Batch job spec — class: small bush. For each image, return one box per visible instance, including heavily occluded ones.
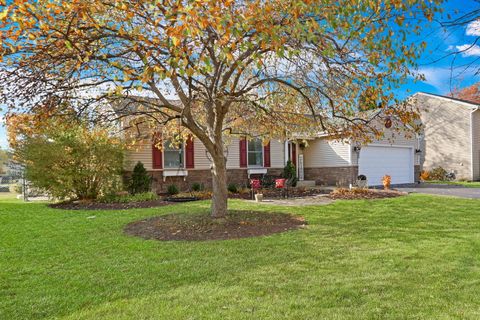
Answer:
[99,192,157,203]
[128,162,152,194]
[261,175,275,189]
[10,184,22,194]
[429,167,448,181]
[191,182,203,192]
[190,190,213,200]
[420,170,430,181]
[0,185,10,192]
[382,175,391,190]
[282,161,297,187]
[227,183,238,193]
[166,184,179,195]
[238,187,251,195]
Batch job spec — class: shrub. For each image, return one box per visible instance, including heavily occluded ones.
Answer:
[429,167,448,181]
[282,160,297,187]
[420,170,430,181]
[261,174,275,189]
[128,162,152,194]
[189,190,213,200]
[10,184,22,194]
[227,183,238,193]
[99,192,157,203]
[191,182,203,192]
[166,184,179,195]
[14,119,125,200]
[0,185,10,192]
[382,175,391,190]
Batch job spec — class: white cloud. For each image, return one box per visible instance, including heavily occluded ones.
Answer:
[456,44,480,57]
[466,20,480,36]
[416,67,454,92]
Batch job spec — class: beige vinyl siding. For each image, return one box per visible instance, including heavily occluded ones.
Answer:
[416,93,473,180]
[226,138,240,169]
[125,143,153,170]
[303,139,351,168]
[193,138,211,169]
[125,137,286,171]
[472,110,480,180]
[270,140,285,168]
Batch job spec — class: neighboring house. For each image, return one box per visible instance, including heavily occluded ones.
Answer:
[124,115,420,192]
[414,92,480,181]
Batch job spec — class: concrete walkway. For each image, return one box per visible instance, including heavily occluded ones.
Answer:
[397,184,480,199]
[247,194,333,206]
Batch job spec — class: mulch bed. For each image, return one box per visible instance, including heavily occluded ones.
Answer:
[49,199,174,210]
[229,188,329,199]
[124,210,306,241]
[328,188,406,200]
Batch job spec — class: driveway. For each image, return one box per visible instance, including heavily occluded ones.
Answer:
[397,184,480,199]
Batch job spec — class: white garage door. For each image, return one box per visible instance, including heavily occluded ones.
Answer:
[359,146,414,186]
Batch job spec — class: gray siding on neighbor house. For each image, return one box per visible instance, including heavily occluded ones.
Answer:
[416,93,474,180]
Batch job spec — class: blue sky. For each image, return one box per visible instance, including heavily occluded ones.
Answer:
[0,0,479,150]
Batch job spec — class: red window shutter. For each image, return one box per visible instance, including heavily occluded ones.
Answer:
[239,137,247,168]
[263,141,271,167]
[152,133,162,169]
[185,137,195,169]
[292,143,297,167]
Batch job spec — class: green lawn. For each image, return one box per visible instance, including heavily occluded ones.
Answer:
[2,195,480,319]
[425,180,480,188]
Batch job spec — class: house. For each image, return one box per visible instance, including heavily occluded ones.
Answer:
[124,119,421,192]
[414,92,480,181]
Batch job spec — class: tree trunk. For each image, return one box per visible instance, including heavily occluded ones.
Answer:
[211,154,228,218]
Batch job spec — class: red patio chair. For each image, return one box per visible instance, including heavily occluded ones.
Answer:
[250,179,261,199]
[275,178,287,198]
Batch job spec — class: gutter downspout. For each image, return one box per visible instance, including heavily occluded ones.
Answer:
[470,107,479,181]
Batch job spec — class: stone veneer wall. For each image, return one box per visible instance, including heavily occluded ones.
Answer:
[304,165,421,187]
[414,165,421,184]
[304,166,359,187]
[128,168,284,193]
[126,165,421,193]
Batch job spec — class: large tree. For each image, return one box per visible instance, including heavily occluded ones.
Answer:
[0,0,440,217]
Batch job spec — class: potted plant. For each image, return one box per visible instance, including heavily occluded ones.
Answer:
[382,175,391,190]
[254,191,264,202]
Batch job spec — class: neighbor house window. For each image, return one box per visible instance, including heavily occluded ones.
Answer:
[164,141,184,168]
[248,138,263,167]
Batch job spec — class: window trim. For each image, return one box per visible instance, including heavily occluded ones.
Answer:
[247,138,264,168]
[163,141,186,169]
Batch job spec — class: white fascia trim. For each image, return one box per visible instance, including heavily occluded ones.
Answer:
[413,92,480,110]
[470,107,479,180]
[348,139,353,165]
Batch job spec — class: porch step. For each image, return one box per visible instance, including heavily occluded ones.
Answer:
[296,180,316,187]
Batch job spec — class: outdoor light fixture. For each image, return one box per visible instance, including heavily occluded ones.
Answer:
[353,146,362,153]
[415,149,422,154]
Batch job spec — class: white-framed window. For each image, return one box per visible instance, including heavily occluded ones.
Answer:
[164,141,185,168]
[248,138,263,167]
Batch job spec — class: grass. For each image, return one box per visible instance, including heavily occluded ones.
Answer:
[1,195,480,319]
[0,191,19,199]
[424,180,480,188]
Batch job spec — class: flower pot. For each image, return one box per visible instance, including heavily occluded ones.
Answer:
[255,193,264,202]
